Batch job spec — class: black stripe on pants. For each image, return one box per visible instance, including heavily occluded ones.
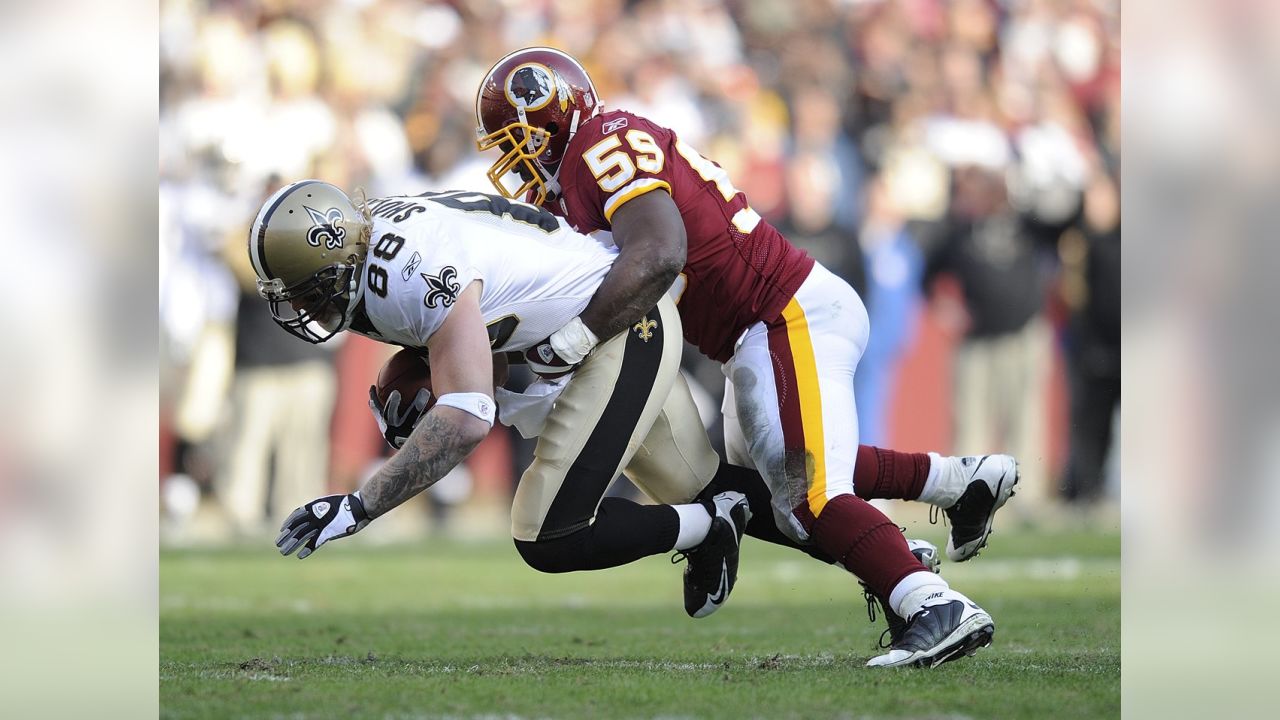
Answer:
[537,309,666,541]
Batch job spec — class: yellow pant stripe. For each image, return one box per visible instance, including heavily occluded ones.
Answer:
[782,297,829,516]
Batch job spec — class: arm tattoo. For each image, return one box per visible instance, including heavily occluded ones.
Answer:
[357,410,481,519]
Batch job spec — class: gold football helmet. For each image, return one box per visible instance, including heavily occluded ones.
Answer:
[247,180,371,343]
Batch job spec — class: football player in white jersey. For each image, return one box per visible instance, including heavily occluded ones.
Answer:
[254,180,751,618]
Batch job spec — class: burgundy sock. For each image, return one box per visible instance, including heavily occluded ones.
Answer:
[808,494,928,600]
[853,445,931,501]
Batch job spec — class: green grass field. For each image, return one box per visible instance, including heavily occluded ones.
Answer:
[160,527,1119,719]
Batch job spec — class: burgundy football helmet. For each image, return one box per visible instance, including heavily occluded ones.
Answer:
[475,47,603,205]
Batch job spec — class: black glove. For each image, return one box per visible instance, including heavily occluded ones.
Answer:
[276,493,371,559]
[368,385,432,450]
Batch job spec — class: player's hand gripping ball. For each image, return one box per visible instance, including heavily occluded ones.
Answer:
[370,349,507,449]
[369,349,433,450]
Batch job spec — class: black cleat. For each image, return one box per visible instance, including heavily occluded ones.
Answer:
[862,538,942,647]
[676,491,750,618]
[866,589,994,668]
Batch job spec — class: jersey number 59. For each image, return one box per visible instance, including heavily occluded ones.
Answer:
[583,130,665,193]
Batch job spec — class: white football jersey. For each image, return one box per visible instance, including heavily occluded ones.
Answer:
[350,191,617,352]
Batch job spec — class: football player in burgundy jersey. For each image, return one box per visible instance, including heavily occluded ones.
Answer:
[476,48,1018,667]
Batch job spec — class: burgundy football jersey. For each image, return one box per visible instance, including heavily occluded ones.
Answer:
[555,110,814,362]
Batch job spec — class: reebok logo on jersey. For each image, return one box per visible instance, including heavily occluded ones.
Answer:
[603,117,628,133]
[401,251,422,281]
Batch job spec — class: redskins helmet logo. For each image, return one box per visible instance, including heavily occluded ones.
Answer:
[504,62,573,113]
[303,206,347,250]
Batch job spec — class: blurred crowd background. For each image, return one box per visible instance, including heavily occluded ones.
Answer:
[158,0,1120,544]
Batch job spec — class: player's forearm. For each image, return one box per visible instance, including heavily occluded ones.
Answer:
[358,407,486,518]
[579,243,682,340]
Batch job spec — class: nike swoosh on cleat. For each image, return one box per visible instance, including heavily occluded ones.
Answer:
[971,455,990,480]
[706,562,729,605]
[991,476,1006,508]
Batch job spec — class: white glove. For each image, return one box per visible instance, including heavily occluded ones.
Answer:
[276,492,371,559]
[549,316,599,364]
[525,316,599,377]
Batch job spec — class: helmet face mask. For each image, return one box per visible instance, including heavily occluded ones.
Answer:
[258,263,358,344]
[248,180,371,344]
[475,120,554,204]
[475,47,602,204]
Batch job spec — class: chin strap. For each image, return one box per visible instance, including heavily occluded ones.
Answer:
[337,263,367,333]
[567,108,582,142]
[542,168,562,198]
[538,107,587,203]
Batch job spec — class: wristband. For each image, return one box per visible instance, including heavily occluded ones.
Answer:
[434,392,496,427]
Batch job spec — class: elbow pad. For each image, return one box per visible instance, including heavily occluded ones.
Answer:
[434,392,496,427]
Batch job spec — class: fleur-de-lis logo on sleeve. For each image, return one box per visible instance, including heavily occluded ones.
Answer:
[632,316,657,342]
[422,266,461,308]
[303,206,347,250]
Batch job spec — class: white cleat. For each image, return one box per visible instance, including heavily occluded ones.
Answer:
[932,455,1019,562]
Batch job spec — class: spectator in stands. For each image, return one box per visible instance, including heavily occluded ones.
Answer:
[925,165,1056,510]
[215,179,338,535]
[1059,170,1120,505]
[854,177,924,448]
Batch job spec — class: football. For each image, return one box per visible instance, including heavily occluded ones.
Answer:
[374,348,509,409]
[374,348,435,412]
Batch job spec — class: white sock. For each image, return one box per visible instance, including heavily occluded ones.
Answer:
[889,570,950,619]
[672,503,713,550]
[917,452,952,507]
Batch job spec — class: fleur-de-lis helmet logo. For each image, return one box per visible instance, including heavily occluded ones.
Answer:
[422,266,461,309]
[303,206,347,250]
